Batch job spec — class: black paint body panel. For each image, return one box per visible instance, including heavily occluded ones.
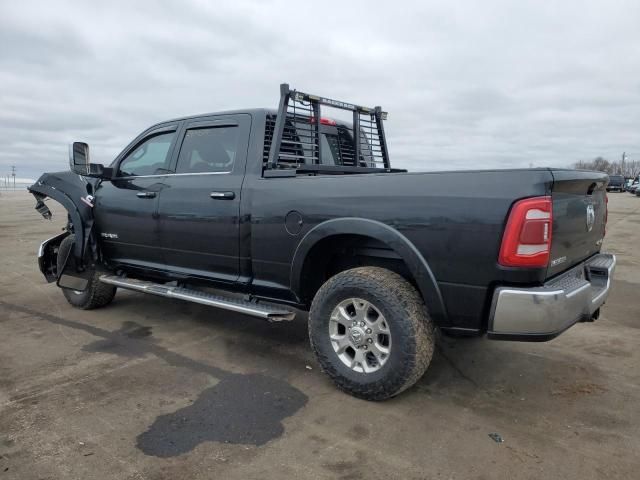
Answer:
[29,109,608,335]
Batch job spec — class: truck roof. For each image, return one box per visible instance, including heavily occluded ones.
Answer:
[149,108,352,130]
[149,108,272,128]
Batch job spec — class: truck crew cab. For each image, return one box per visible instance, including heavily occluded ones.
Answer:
[29,84,616,400]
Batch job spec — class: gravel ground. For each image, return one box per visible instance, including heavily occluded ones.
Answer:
[0,190,638,480]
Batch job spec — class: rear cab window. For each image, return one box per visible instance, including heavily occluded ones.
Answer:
[269,117,376,169]
[175,126,239,174]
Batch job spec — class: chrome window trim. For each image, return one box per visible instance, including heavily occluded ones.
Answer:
[111,171,233,180]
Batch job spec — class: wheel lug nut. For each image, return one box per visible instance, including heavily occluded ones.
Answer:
[363,345,368,350]
[360,322,365,327]
[352,321,357,326]
[366,328,372,334]
[367,338,373,344]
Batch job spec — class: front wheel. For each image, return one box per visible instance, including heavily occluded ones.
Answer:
[309,267,435,400]
[56,235,116,310]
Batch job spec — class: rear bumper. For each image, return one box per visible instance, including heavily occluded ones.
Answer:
[488,253,616,341]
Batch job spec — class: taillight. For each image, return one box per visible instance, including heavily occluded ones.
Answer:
[499,196,553,267]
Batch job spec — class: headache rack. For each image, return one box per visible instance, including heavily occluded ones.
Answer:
[264,83,404,176]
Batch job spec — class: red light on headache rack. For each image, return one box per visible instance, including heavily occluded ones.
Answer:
[499,196,553,268]
[309,117,337,126]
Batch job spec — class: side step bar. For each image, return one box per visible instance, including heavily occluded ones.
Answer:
[99,275,296,322]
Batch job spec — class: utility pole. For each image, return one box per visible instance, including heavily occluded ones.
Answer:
[11,166,16,190]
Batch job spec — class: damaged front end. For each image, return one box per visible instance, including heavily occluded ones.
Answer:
[28,171,100,289]
[37,232,69,282]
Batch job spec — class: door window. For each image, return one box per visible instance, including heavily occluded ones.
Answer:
[118,132,176,177]
[175,126,239,174]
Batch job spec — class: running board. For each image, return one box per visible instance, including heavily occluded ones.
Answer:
[99,275,296,322]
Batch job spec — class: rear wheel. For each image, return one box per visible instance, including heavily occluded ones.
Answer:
[56,235,116,309]
[309,267,435,400]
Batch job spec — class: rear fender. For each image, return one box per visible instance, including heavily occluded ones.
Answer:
[290,217,448,325]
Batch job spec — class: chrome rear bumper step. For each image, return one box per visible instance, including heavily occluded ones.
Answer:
[487,252,616,341]
[99,275,296,322]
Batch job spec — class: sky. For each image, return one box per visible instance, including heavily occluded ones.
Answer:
[1,0,639,181]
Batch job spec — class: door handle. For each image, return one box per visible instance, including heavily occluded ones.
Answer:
[136,191,156,198]
[210,191,235,200]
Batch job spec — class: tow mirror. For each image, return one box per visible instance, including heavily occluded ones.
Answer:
[69,142,111,178]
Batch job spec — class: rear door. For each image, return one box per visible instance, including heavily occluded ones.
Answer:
[547,169,608,278]
[94,125,179,268]
[157,114,251,283]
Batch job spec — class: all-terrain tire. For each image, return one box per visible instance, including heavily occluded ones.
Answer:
[57,235,116,309]
[309,267,435,400]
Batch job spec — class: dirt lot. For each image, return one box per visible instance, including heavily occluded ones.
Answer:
[0,190,638,480]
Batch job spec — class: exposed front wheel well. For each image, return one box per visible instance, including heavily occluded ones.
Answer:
[298,234,417,307]
[57,234,116,309]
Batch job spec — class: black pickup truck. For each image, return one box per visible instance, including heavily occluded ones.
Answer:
[29,84,616,400]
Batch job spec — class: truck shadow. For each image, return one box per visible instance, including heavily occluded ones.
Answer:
[0,296,611,458]
[0,301,308,458]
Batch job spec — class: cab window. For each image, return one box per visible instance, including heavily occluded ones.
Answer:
[175,126,239,174]
[118,132,176,177]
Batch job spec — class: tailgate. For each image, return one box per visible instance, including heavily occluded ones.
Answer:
[547,169,608,278]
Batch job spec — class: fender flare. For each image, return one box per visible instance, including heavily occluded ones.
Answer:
[290,217,448,324]
[29,184,93,261]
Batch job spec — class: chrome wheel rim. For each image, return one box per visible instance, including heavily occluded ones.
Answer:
[329,298,392,373]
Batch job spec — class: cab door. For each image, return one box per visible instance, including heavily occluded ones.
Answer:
[157,114,251,283]
[94,125,179,269]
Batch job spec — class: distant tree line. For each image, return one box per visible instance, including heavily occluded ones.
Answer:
[573,156,640,177]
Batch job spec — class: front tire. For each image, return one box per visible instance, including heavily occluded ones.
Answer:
[309,267,435,400]
[56,235,116,310]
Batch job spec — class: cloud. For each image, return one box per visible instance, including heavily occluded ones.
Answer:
[1,0,639,178]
